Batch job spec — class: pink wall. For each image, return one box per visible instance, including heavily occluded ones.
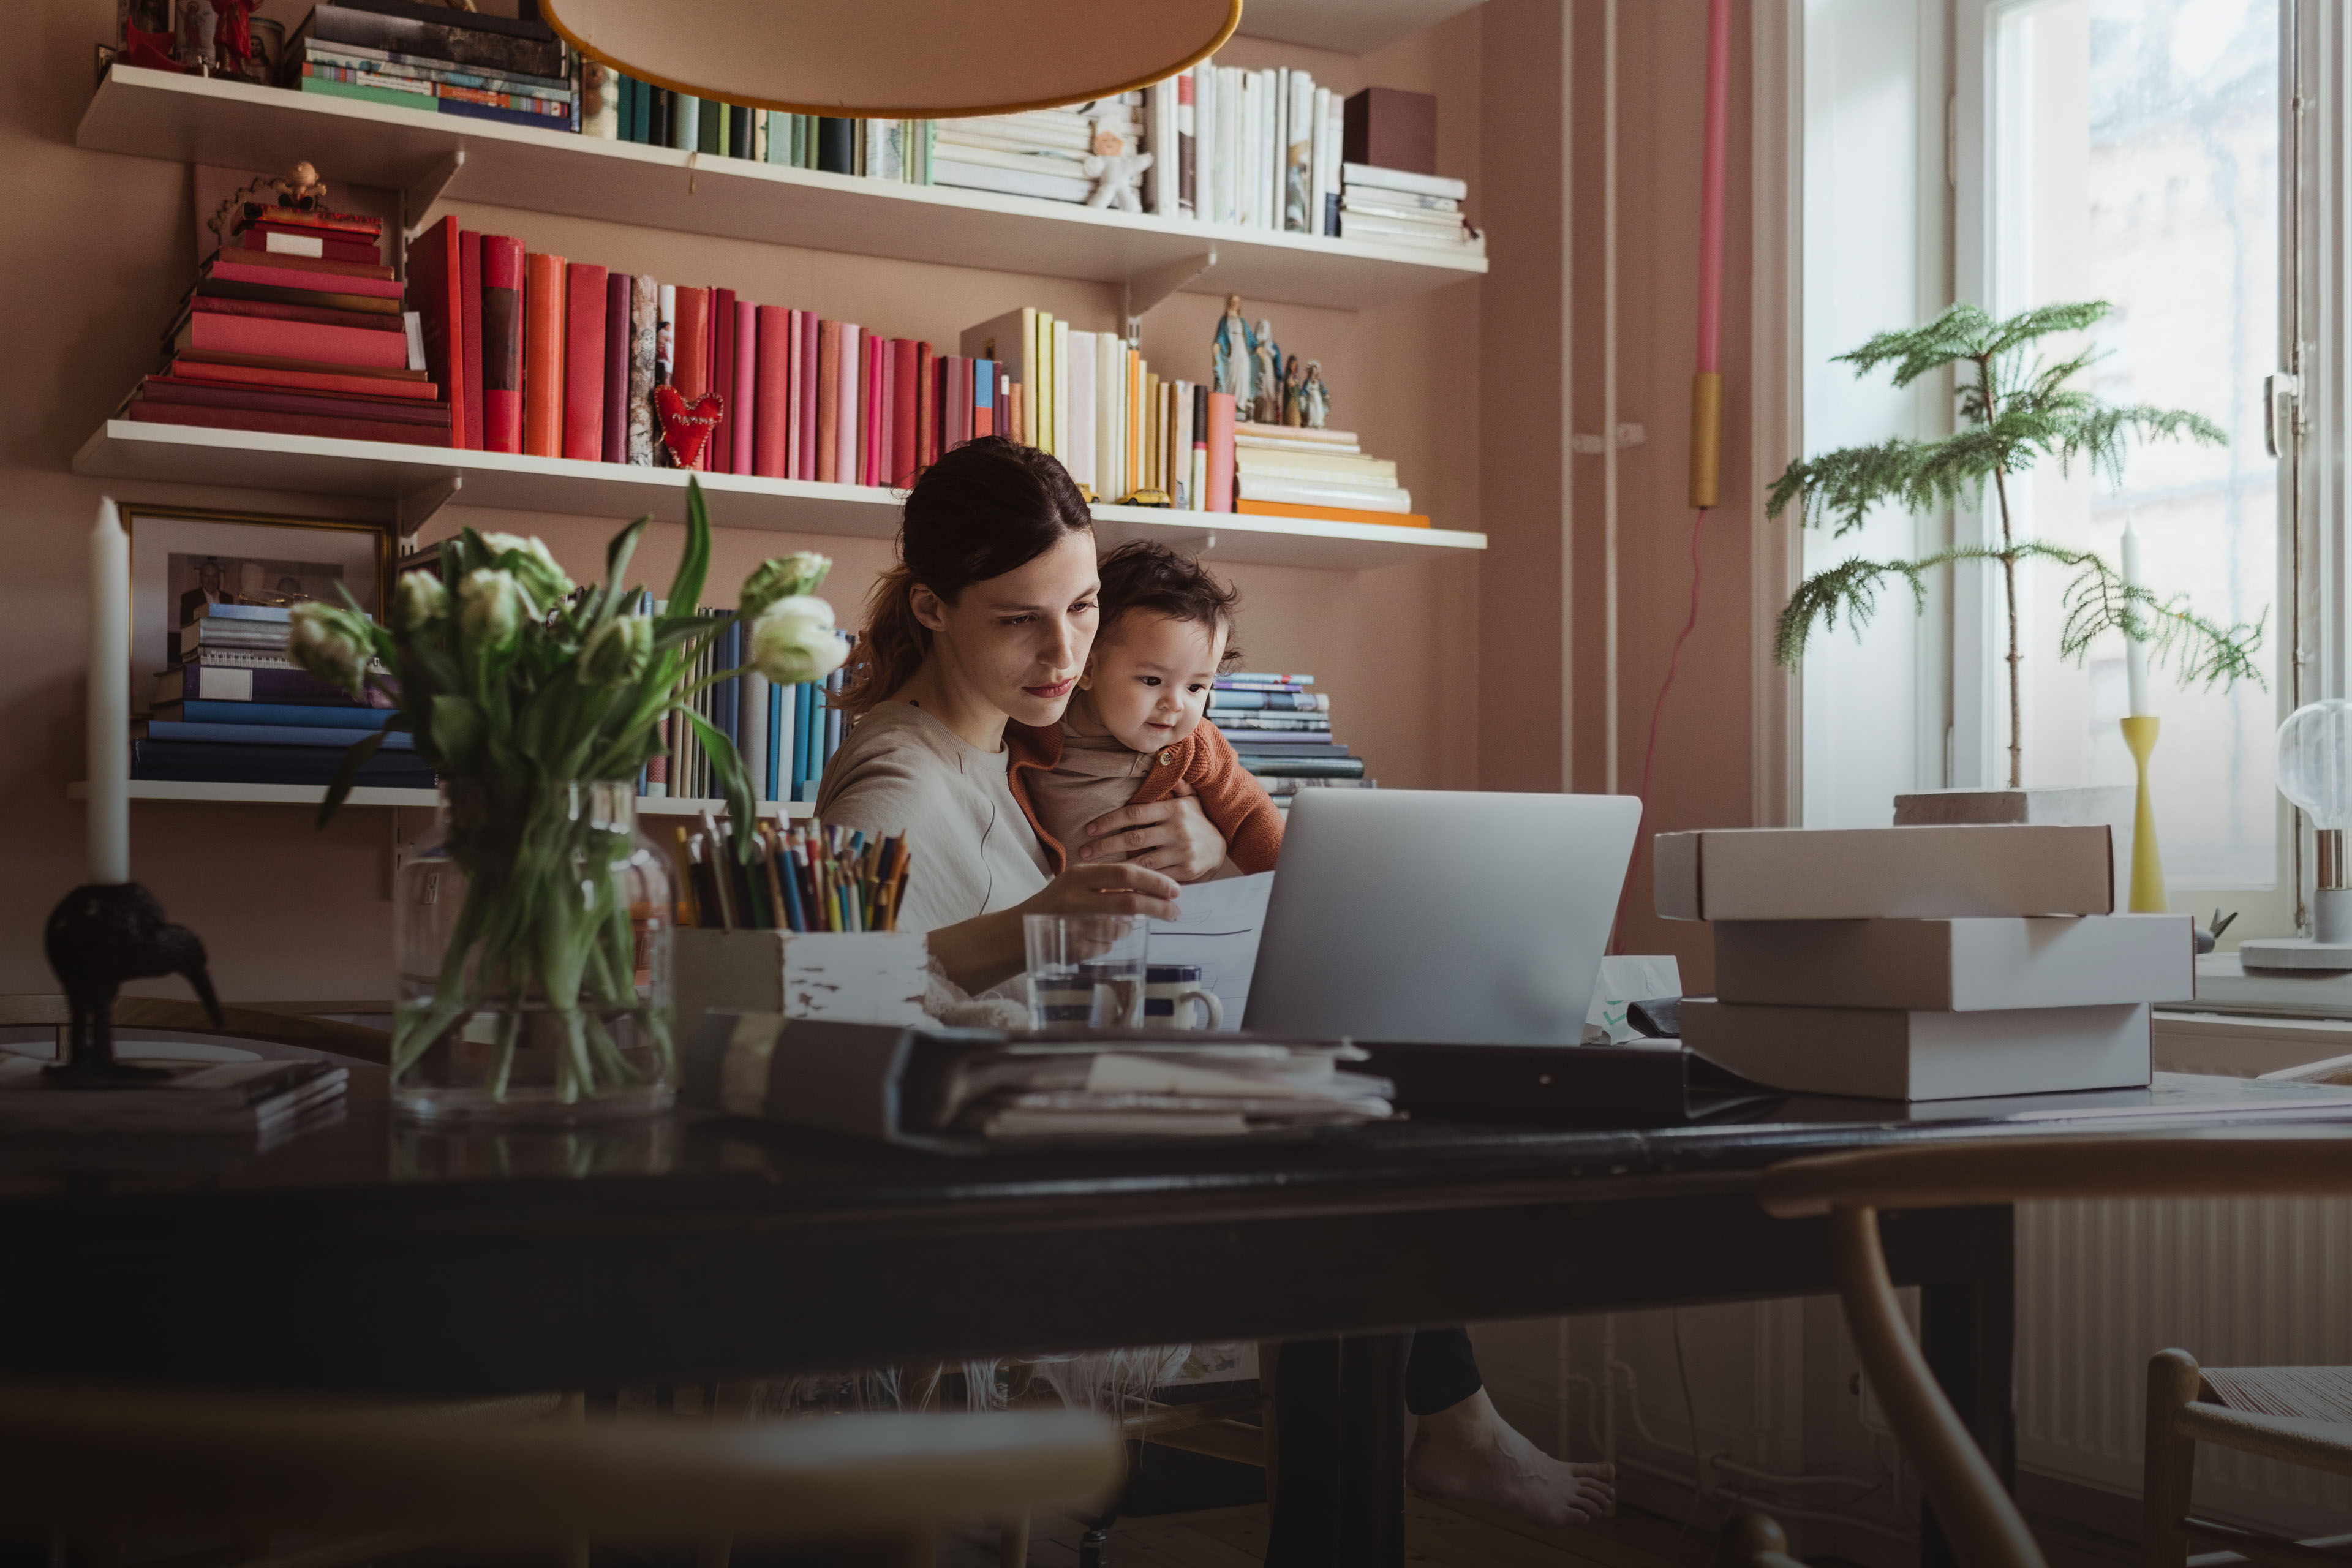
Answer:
[0,2,1483,1001]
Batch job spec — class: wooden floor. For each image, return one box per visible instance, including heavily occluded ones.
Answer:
[941,1495,1724,1568]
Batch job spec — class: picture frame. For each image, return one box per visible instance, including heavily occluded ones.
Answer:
[122,502,393,715]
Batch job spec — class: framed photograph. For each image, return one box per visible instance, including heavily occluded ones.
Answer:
[123,503,392,715]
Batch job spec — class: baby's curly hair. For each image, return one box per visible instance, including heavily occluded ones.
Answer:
[1094,540,1243,668]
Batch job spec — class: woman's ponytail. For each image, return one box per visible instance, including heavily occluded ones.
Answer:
[839,436,1093,717]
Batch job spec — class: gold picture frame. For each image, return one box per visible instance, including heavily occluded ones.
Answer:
[122,502,393,716]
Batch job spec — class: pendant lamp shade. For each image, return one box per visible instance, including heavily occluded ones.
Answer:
[542,0,1244,119]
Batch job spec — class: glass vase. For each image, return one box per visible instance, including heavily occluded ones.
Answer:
[391,780,674,1123]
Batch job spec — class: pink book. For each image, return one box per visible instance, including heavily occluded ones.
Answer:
[794,309,818,481]
[876,342,896,488]
[732,300,758,475]
[753,303,790,478]
[562,261,608,462]
[863,332,886,486]
[834,324,861,486]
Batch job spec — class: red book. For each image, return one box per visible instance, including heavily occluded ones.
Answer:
[138,375,453,425]
[945,356,971,452]
[563,262,608,461]
[239,228,381,266]
[891,339,919,488]
[189,295,403,333]
[603,272,631,463]
[733,300,758,476]
[171,312,408,369]
[523,251,566,458]
[480,236,524,454]
[794,309,818,481]
[405,216,466,453]
[815,320,840,484]
[459,230,483,449]
[203,249,395,284]
[862,332,884,486]
[710,287,736,474]
[753,304,790,478]
[673,288,710,399]
[127,399,451,447]
[1205,391,1236,511]
[914,342,935,471]
[164,355,439,401]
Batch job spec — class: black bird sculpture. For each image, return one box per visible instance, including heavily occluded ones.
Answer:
[42,882,222,1084]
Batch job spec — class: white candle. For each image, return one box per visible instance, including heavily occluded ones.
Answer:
[88,499,130,884]
[2122,517,2152,718]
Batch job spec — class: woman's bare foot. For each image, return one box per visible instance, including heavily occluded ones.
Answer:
[1404,1387,1616,1529]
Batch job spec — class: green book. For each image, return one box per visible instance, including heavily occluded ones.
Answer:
[764,110,788,164]
[671,92,698,151]
[299,75,437,114]
[698,96,721,155]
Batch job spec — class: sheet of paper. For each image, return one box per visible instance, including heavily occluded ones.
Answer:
[1148,872,1275,1031]
[1585,954,1683,1043]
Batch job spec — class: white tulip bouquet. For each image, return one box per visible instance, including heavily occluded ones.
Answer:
[290,479,848,1102]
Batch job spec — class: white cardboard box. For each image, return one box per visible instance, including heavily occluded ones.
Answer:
[673,929,930,1031]
[1654,825,2113,922]
[1680,998,2150,1101]
[1713,914,2193,1011]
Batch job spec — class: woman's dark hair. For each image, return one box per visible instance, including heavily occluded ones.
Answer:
[1093,540,1243,668]
[840,437,1094,715]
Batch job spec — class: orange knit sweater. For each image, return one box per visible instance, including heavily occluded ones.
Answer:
[1008,718,1285,876]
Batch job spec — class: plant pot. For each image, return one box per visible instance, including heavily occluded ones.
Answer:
[391,780,675,1123]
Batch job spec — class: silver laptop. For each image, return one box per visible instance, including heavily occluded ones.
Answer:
[1243,789,1645,1044]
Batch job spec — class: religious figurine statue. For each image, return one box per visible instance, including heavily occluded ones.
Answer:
[211,0,260,72]
[1082,117,1153,213]
[1250,319,1284,425]
[1212,296,1254,407]
[1281,355,1308,426]
[1298,360,1332,430]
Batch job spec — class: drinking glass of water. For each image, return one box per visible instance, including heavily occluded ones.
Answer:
[1024,914,1149,1029]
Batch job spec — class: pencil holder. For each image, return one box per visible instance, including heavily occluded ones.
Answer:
[674,929,930,1036]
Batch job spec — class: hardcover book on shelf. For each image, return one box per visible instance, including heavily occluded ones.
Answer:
[480,235,525,453]
[522,252,566,456]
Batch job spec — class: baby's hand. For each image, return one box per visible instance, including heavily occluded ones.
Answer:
[1076,781,1229,881]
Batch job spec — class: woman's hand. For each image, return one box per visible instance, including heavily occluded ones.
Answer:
[1019,859,1183,922]
[1076,782,1229,881]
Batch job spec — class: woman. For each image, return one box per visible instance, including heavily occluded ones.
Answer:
[816,438,1614,1529]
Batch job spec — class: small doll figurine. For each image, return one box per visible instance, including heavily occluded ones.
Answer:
[1249,322,1284,424]
[1281,355,1307,426]
[211,0,259,72]
[1297,360,1332,430]
[1081,116,1153,213]
[274,160,328,209]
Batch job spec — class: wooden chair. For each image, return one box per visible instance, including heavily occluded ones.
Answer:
[2143,1349,2352,1568]
[1715,1509,1806,1568]
[1755,1128,2352,1568]
[0,993,391,1065]
[0,1379,1123,1564]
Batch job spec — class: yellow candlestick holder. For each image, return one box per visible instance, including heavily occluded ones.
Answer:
[2120,715,2166,913]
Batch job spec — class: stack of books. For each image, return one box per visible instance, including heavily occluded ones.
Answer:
[1660,825,2195,1101]
[647,620,851,806]
[1338,164,1478,252]
[1213,673,1371,797]
[286,1,576,130]
[600,84,933,184]
[1234,421,1425,526]
[1156,62,1344,236]
[120,202,447,447]
[933,97,1140,205]
[137,602,426,789]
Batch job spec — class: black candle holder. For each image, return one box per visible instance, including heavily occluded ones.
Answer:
[42,883,221,1085]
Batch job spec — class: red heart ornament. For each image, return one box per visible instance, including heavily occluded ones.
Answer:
[652,385,725,470]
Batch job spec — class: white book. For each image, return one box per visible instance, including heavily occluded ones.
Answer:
[1237,452,1401,483]
[1193,63,1216,225]
[1064,331,1097,491]
[941,113,1093,151]
[1341,196,1466,228]
[1286,71,1314,232]
[864,120,903,182]
[1222,67,1243,226]
[1275,69,1291,232]
[1321,92,1344,235]
[935,126,1086,162]
[1264,70,1283,230]
[1235,431,1364,456]
[773,676,796,802]
[742,670,771,801]
[932,159,1094,204]
[1681,1000,2153,1102]
[1234,71,1254,228]
[1190,442,1208,512]
[1095,331,1121,500]
[1146,79,1174,216]
[1339,216,1485,252]
[1168,379,1189,505]
[1343,161,1469,201]
[1237,475,1413,513]
[930,141,1084,177]
[1308,86,1333,237]
[1052,317,1071,459]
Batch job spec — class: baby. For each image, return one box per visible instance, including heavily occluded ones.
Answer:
[1028,541,1284,880]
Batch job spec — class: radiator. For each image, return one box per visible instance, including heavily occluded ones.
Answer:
[2018,1196,2352,1534]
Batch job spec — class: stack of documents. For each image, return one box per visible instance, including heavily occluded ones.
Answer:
[917,1039,1393,1140]
[0,1055,348,1135]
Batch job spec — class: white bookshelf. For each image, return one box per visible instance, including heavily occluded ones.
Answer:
[73,419,1487,571]
[75,67,1487,312]
[70,778,813,816]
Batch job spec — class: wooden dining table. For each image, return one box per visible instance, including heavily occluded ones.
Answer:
[6,1046,2350,1568]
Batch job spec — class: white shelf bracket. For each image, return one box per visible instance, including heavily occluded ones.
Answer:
[1570,423,1647,455]
[396,474,462,546]
[1122,249,1218,343]
[399,150,467,243]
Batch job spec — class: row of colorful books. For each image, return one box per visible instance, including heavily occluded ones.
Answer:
[120,202,449,448]
[597,76,935,186]
[1214,674,1370,793]
[286,2,576,130]
[653,620,850,805]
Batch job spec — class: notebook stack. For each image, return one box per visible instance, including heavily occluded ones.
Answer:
[1338,163,1481,252]
[286,1,577,130]
[121,202,448,448]
[934,96,1141,205]
[1234,421,1427,527]
[1657,825,2195,1101]
[1213,673,1372,798]
[137,601,427,789]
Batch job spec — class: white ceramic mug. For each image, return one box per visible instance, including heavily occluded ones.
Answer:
[1144,963,1224,1031]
